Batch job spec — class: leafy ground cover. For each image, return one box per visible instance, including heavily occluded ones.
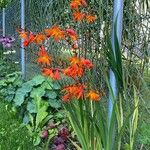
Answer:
[0,99,35,150]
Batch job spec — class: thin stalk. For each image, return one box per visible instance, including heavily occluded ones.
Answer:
[2,8,6,37]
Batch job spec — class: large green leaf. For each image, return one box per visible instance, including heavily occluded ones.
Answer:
[52,82,61,90]
[27,101,37,113]
[36,105,48,129]
[29,75,45,86]
[13,89,27,106]
[13,83,33,106]
[46,91,57,99]
[13,75,46,106]
[48,98,61,109]
[41,81,53,90]
[0,80,7,86]
[30,87,45,98]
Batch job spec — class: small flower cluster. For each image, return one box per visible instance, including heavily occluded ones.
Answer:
[40,124,70,150]
[18,0,102,102]
[0,36,15,48]
[18,26,77,47]
[70,0,97,23]
[53,127,70,150]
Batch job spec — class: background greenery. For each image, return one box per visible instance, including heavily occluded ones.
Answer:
[0,99,35,150]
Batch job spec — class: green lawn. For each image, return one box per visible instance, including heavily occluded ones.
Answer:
[0,99,34,150]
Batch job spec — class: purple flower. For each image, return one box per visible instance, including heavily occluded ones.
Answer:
[40,130,49,138]
[0,36,15,48]
[54,136,64,146]
[0,37,5,43]
[3,42,12,48]
[55,144,65,150]
[58,127,69,140]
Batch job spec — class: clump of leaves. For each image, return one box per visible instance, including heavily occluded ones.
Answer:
[0,72,22,102]
[11,75,64,146]
[13,75,61,109]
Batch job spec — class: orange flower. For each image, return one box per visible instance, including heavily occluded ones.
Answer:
[34,32,46,44]
[66,28,78,41]
[42,68,53,76]
[37,46,52,66]
[23,32,35,47]
[70,0,87,10]
[86,14,97,23]
[63,64,84,79]
[70,56,93,68]
[69,56,80,65]
[62,83,86,102]
[72,12,85,21]
[42,68,60,80]
[17,29,28,39]
[80,58,94,68]
[45,25,66,42]
[17,29,35,47]
[87,91,100,101]
[38,45,47,56]
[37,56,51,66]
[63,56,93,79]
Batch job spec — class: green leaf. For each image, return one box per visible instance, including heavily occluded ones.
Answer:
[30,75,45,86]
[0,80,7,86]
[46,91,57,99]
[33,136,41,146]
[41,81,53,90]
[52,82,61,90]
[48,99,61,109]
[23,114,30,125]
[13,83,33,106]
[35,98,48,129]
[30,87,45,98]
[6,94,14,102]
[124,143,130,150]
[13,89,27,106]
[6,77,16,83]
[27,101,37,113]
[21,83,33,93]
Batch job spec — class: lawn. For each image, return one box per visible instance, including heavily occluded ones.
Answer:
[0,99,35,150]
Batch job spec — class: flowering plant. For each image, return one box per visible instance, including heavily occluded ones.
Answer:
[18,0,139,150]
[0,36,15,48]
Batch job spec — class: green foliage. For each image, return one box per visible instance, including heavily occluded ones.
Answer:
[0,72,22,102]
[105,20,123,90]
[13,75,61,109]
[0,0,12,8]
[0,58,19,79]
[25,97,49,146]
[0,99,35,150]
[10,75,62,146]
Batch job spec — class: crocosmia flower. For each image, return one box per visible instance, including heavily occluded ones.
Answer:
[45,25,66,42]
[86,14,97,23]
[72,12,85,21]
[42,68,61,80]
[87,91,101,101]
[66,28,78,41]
[37,46,52,66]
[62,83,86,102]
[70,0,87,10]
